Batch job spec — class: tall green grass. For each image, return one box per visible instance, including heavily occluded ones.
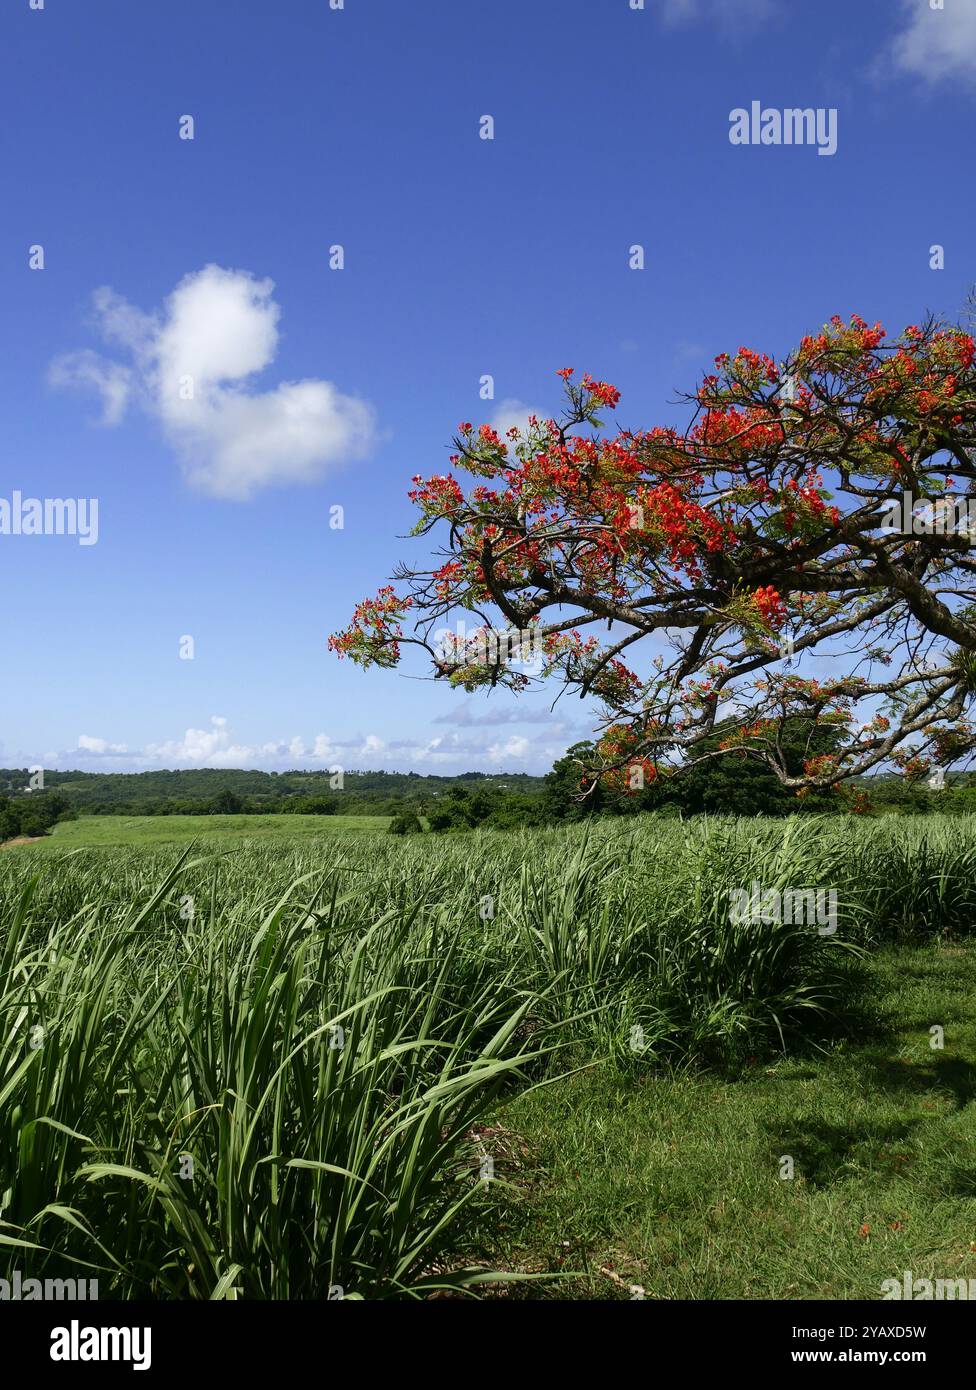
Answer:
[2,815,974,1298]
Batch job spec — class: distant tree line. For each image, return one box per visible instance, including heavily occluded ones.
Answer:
[0,792,75,842]
[393,723,976,834]
[0,768,545,821]
[2,743,971,846]
[390,785,548,835]
[540,731,976,825]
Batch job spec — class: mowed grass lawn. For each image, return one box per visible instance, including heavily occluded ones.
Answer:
[476,944,976,1298]
[11,812,391,851]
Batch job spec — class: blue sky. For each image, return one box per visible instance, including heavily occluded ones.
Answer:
[2,0,975,776]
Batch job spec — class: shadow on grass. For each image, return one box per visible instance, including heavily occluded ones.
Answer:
[865,1052,976,1109]
[769,1117,920,1190]
[945,1165,976,1197]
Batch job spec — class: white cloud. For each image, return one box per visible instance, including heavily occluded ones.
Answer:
[660,0,775,29]
[51,265,378,500]
[28,719,568,775]
[487,734,531,762]
[661,0,699,21]
[888,0,976,84]
[491,398,544,440]
[155,268,278,389]
[90,286,158,356]
[76,734,129,755]
[48,350,132,426]
[140,719,382,769]
[145,715,254,766]
[434,703,567,727]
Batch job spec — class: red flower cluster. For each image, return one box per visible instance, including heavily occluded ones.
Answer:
[328,585,413,669]
[407,473,465,521]
[581,374,621,409]
[594,724,658,794]
[752,585,787,628]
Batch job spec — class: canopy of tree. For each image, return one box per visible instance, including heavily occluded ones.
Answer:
[332,313,976,802]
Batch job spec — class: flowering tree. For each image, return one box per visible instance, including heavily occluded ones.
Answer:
[330,314,976,798]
